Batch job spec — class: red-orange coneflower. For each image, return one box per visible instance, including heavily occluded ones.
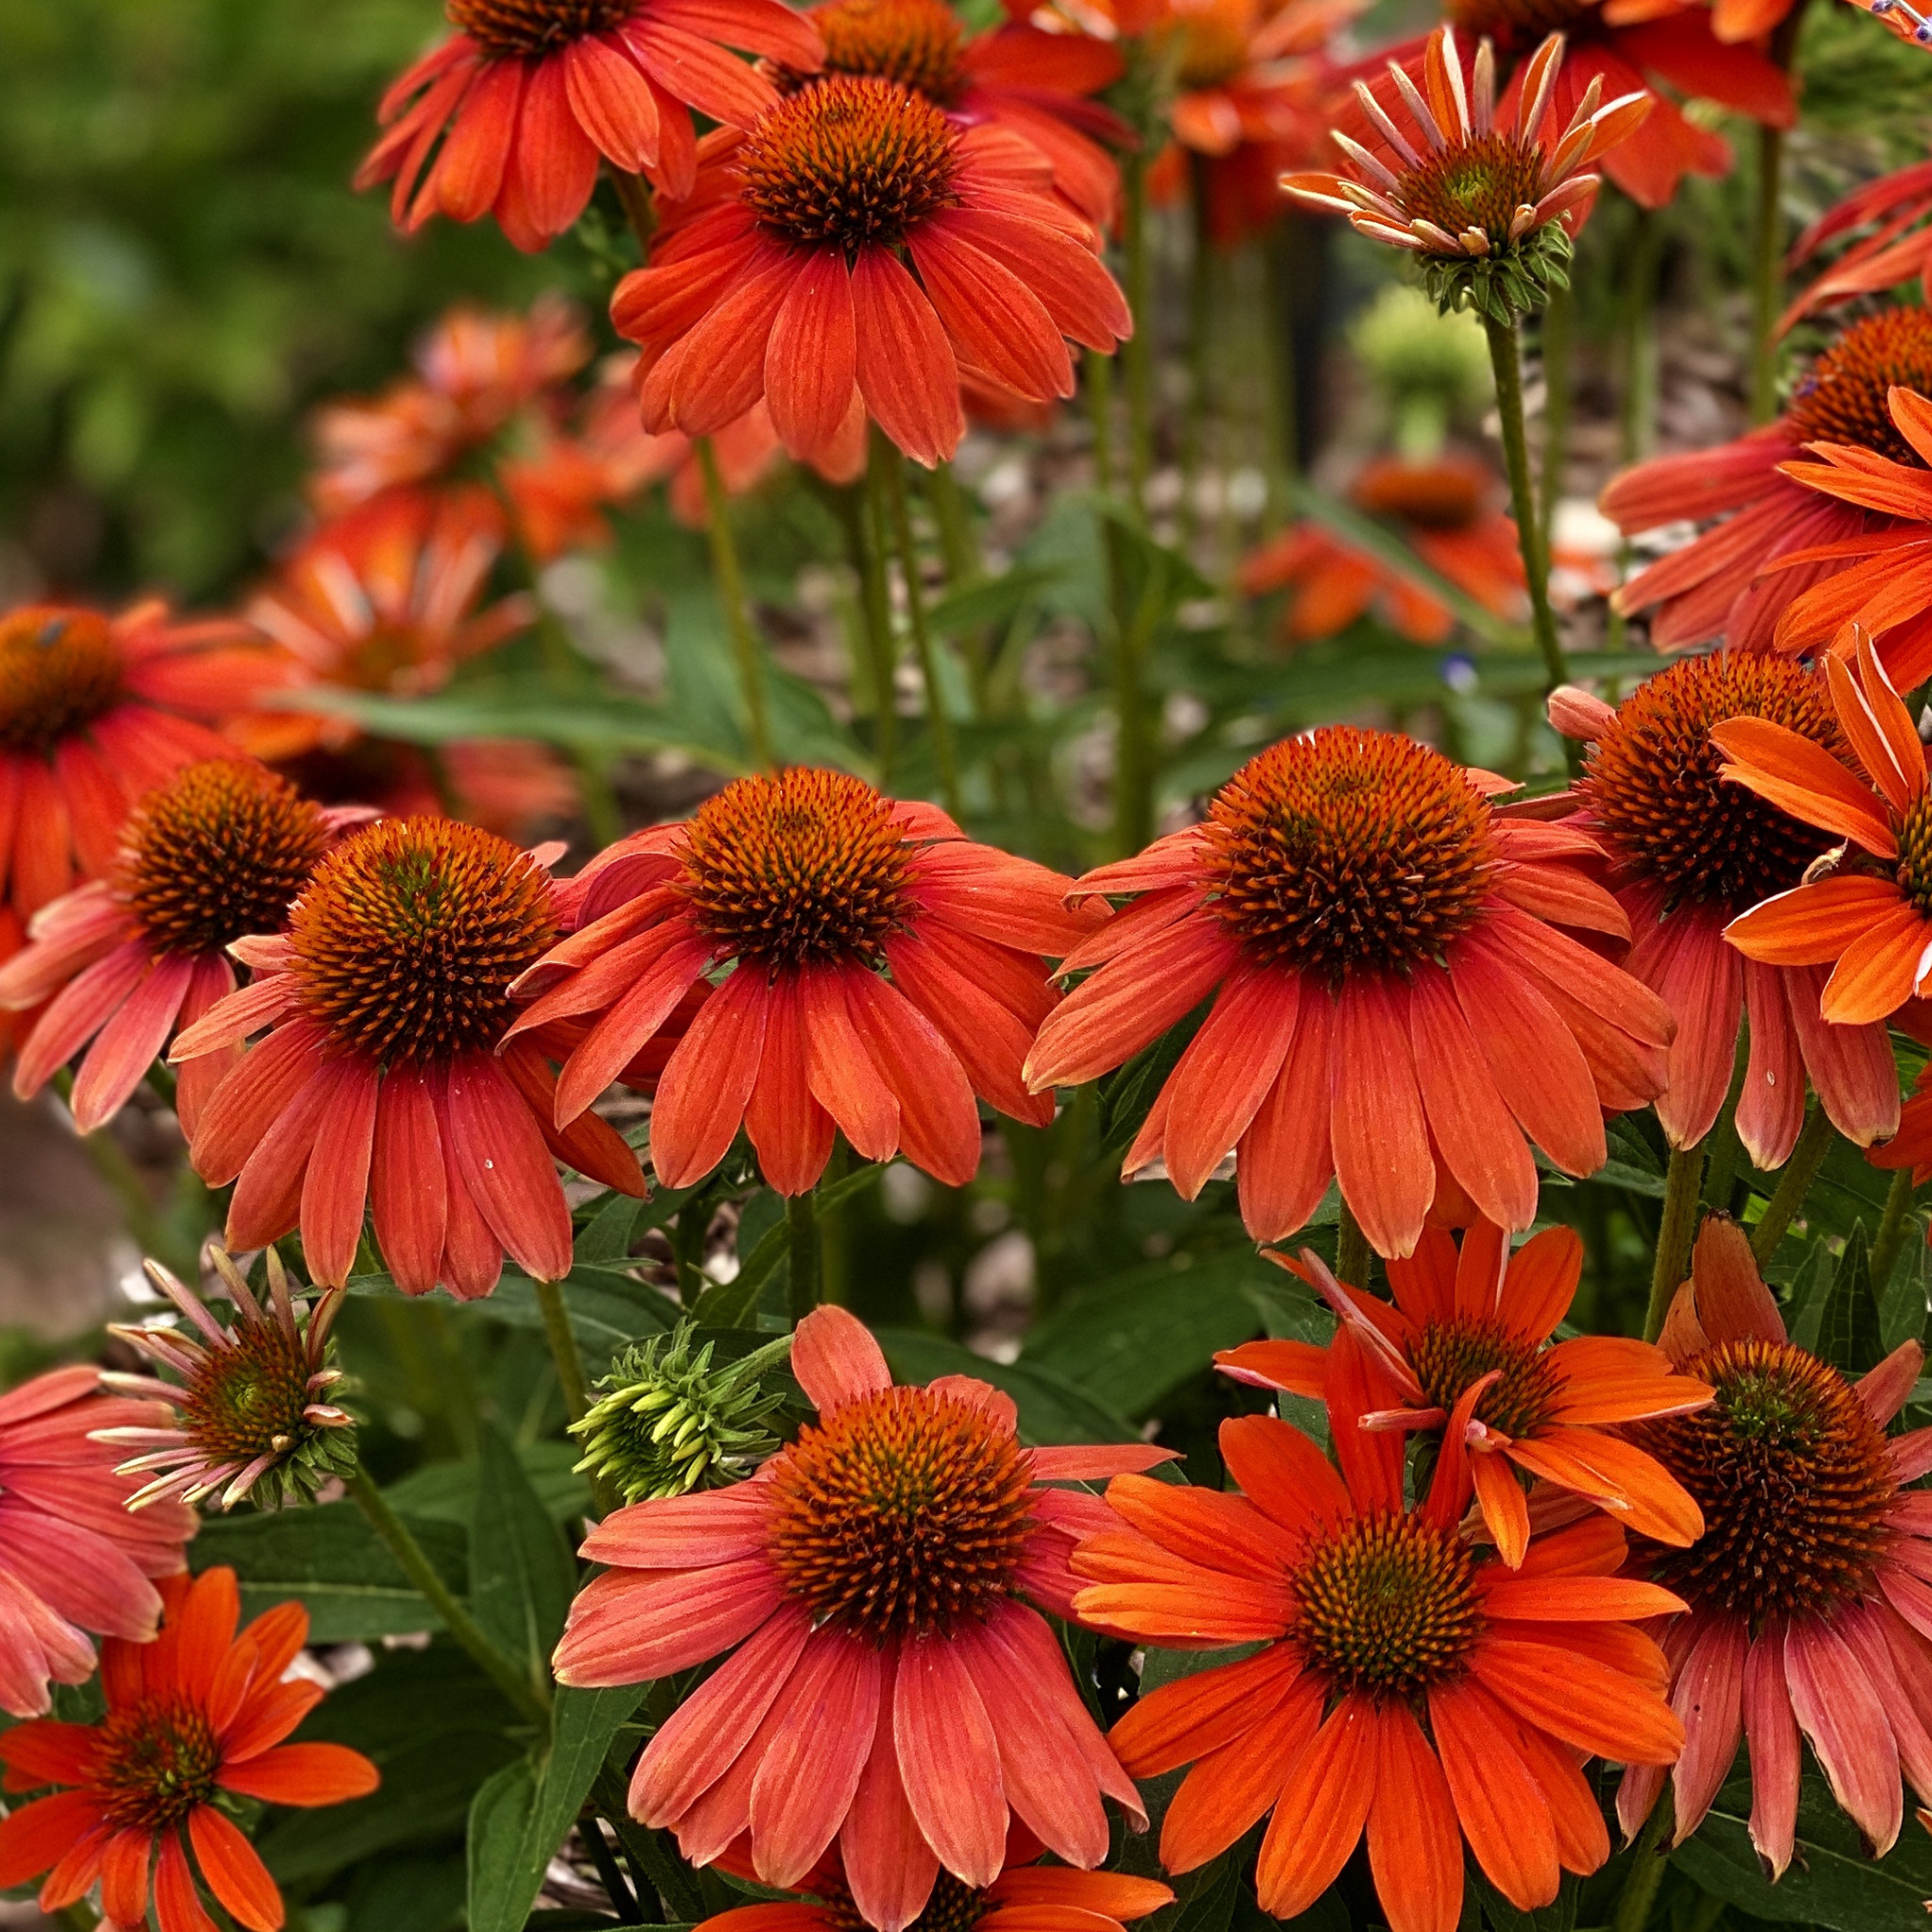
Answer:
[0,1567,378,1932]
[1782,158,1932,333]
[552,1306,1173,1932]
[609,75,1131,469]
[358,0,826,248]
[169,816,644,1297]
[510,766,1099,1193]
[1618,1216,1932,1871]
[1073,1351,1687,1932]
[1022,726,1674,1259]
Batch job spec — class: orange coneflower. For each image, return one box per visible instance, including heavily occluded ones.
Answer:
[357,0,825,249]
[0,1567,378,1932]
[1072,1348,1687,1932]
[609,75,1131,469]
[1617,1216,1932,1871]
[1546,655,1901,1168]
[1219,1219,1709,1563]
[1783,159,1932,331]
[168,816,645,1297]
[509,766,1099,1193]
[1022,726,1674,1259]
[552,1306,1173,1932]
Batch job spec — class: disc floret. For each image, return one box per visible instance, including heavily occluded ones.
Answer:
[0,607,125,756]
[1785,307,1932,466]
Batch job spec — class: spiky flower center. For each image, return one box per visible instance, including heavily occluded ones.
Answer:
[1636,1339,1897,1623]
[96,1701,222,1829]
[741,75,959,251]
[1291,1511,1485,1701]
[1786,307,1932,467]
[1408,1315,1561,1439]
[117,760,330,958]
[680,767,919,967]
[765,1386,1036,1642]
[1200,727,1495,976]
[0,608,124,757]
[824,1872,986,1932]
[1581,652,1847,914]
[179,1320,318,1468]
[1390,132,1550,251]
[810,0,967,102]
[445,0,633,57]
[287,818,558,1064]
[1444,0,1591,59]
[1897,791,1932,916]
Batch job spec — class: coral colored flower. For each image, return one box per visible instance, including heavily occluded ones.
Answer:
[509,766,1101,1193]
[1221,1220,1709,1563]
[0,760,342,1138]
[1072,1352,1687,1932]
[1022,725,1674,1258]
[1547,654,1901,1168]
[357,0,825,249]
[552,1306,1172,1932]
[1617,1215,1932,1869]
[1603,306,1932,654]
[170,816,645,1298]
[0,1567,378,1932]
[1783,158,1932,333]
[0,1366,195,1718]
[609,75,1132,469]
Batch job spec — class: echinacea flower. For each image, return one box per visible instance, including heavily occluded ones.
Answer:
[357,0,825,249]
[0,1567,378,1932]
[1617,1215,1932,1870]
[1022,725,1674,1258]
[609,75,1131,468]
[0,1366,196,1718]
[508,766,1100,1193]
[169,816,645,1297]
[1220,1219,1709,1563]
[0,759,341,1138]
[1072,1349,1687,1932]
[1547,654,1901,1169]
[552,1306,1172,1932]
[96,1249,355,1512]
[1781,157,1932,333]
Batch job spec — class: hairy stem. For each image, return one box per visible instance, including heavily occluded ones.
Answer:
[696,439,773,771]
[535,1276,589,1424]
[1871,1164,1917,1295]
[878,436,961,815]
[1483,312,1571,695]
[1751,1104,1838,1266]
[788,1190,822,1325]
[1646,1142,1706,1342]
[1611,1798,1675,1932]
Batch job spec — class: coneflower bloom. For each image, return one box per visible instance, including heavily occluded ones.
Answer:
[0,1366,196,1718]
[0,760,342,1138]
[1782,158,1932,333]
[357,0,825,248]
[1219,1220,1709,1563]
[509,766,1100,1193]
[1617,1215,1932,1869]
[609,75,1131,468]
[1022,725,1674,1259]
[169,816,644,1297]
[1546,654,1900,1169]
[95,1250,355,1512]
[552,1306,1173,1932]
[1073,1354,1687,1932]
[0,1567,378,1932]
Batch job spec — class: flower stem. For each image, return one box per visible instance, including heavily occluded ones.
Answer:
[695,438,774,773]
[1611,1797,1675,1932]
[1086,347,1116,496]
[1646,1141,1706,1343]
[831,481,898,779]
[924,460,981,586]
[535,1276,590,1424]
[1482,311,1571,695]
[1121,149,1153,521]
[1538,279,1574,537]
[877,435,962,817]
[1621,207,1662,464]
[1871,1164,1917,1294]
[788,1190,822,1325]
[1336,1198,1372,1291]
[1751,1103,1838,1266]
[1749,123,1788,425]
[345,1466,552,1728]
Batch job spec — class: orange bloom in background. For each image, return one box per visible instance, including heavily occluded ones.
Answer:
[611,75,1131,470]
[1221,1219,1709,1562]
[1023,726,1674,1258]
[169,816,644,1297]
[1618,1217,1932,1870]
[1073,1356,1687,1932]
[1548,655,1901,1169]
[357,0,825,247]
[553,1306,1172,1932]
[0,1567,377,1932]
[510,766,1100,1193]
[1783,158,1932,332]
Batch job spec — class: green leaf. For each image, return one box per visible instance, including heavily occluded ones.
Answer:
[874,1328,1142,1444]
[1882,1233,1929,1354]
[689,1165,883,1328]
[1475,1868,1577,1932]
[1819,1222,1885,1375]
[467,1758,541,1932]
[341,1851,468,1932]
[1098,1007,1207,1159]
[384,1441,591,1528]
[347,1266,683,1359]
[927,563,1066,636]
[470,1423,576,1683]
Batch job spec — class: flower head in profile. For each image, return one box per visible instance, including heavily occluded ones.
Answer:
[1782,158,1932,333]
[1023,725,1674,1258]
[510,767,1101,1194]
[1618,1216,1932,1873]
[0,1567,378,1932]
[1073,1348,1686,1932]
[96,1249,355,1512]
[1286,29,1649,319]
[170,816,644,1298]
[1221,1218,1709,1563]
[553,1305,1173,1932]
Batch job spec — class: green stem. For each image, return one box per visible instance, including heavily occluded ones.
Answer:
[1749,123,1787,425]
[1483,311,1571,694]
[1107,521,1162,857]
[1121,149,1153,520]
[1538,279,1574,537]
[1611,1797,1675,1932]
[1646,1141,1706,1342]
[535,1276,589,1424]
[1751,1104,1838,1266]
[611,171,657,258]
[345,1467,551,1728]
[877,436,961,816]
[1336,1198,1372,1291]
[1871,1164,1917,1294]
[1622,207,1662,464]
[832,482,897,779]
[695,438,773,772]
[924,461,981,586]
[788,1190,822,1324]
[1086,347,1116,497]
[1181,159,1215,548]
